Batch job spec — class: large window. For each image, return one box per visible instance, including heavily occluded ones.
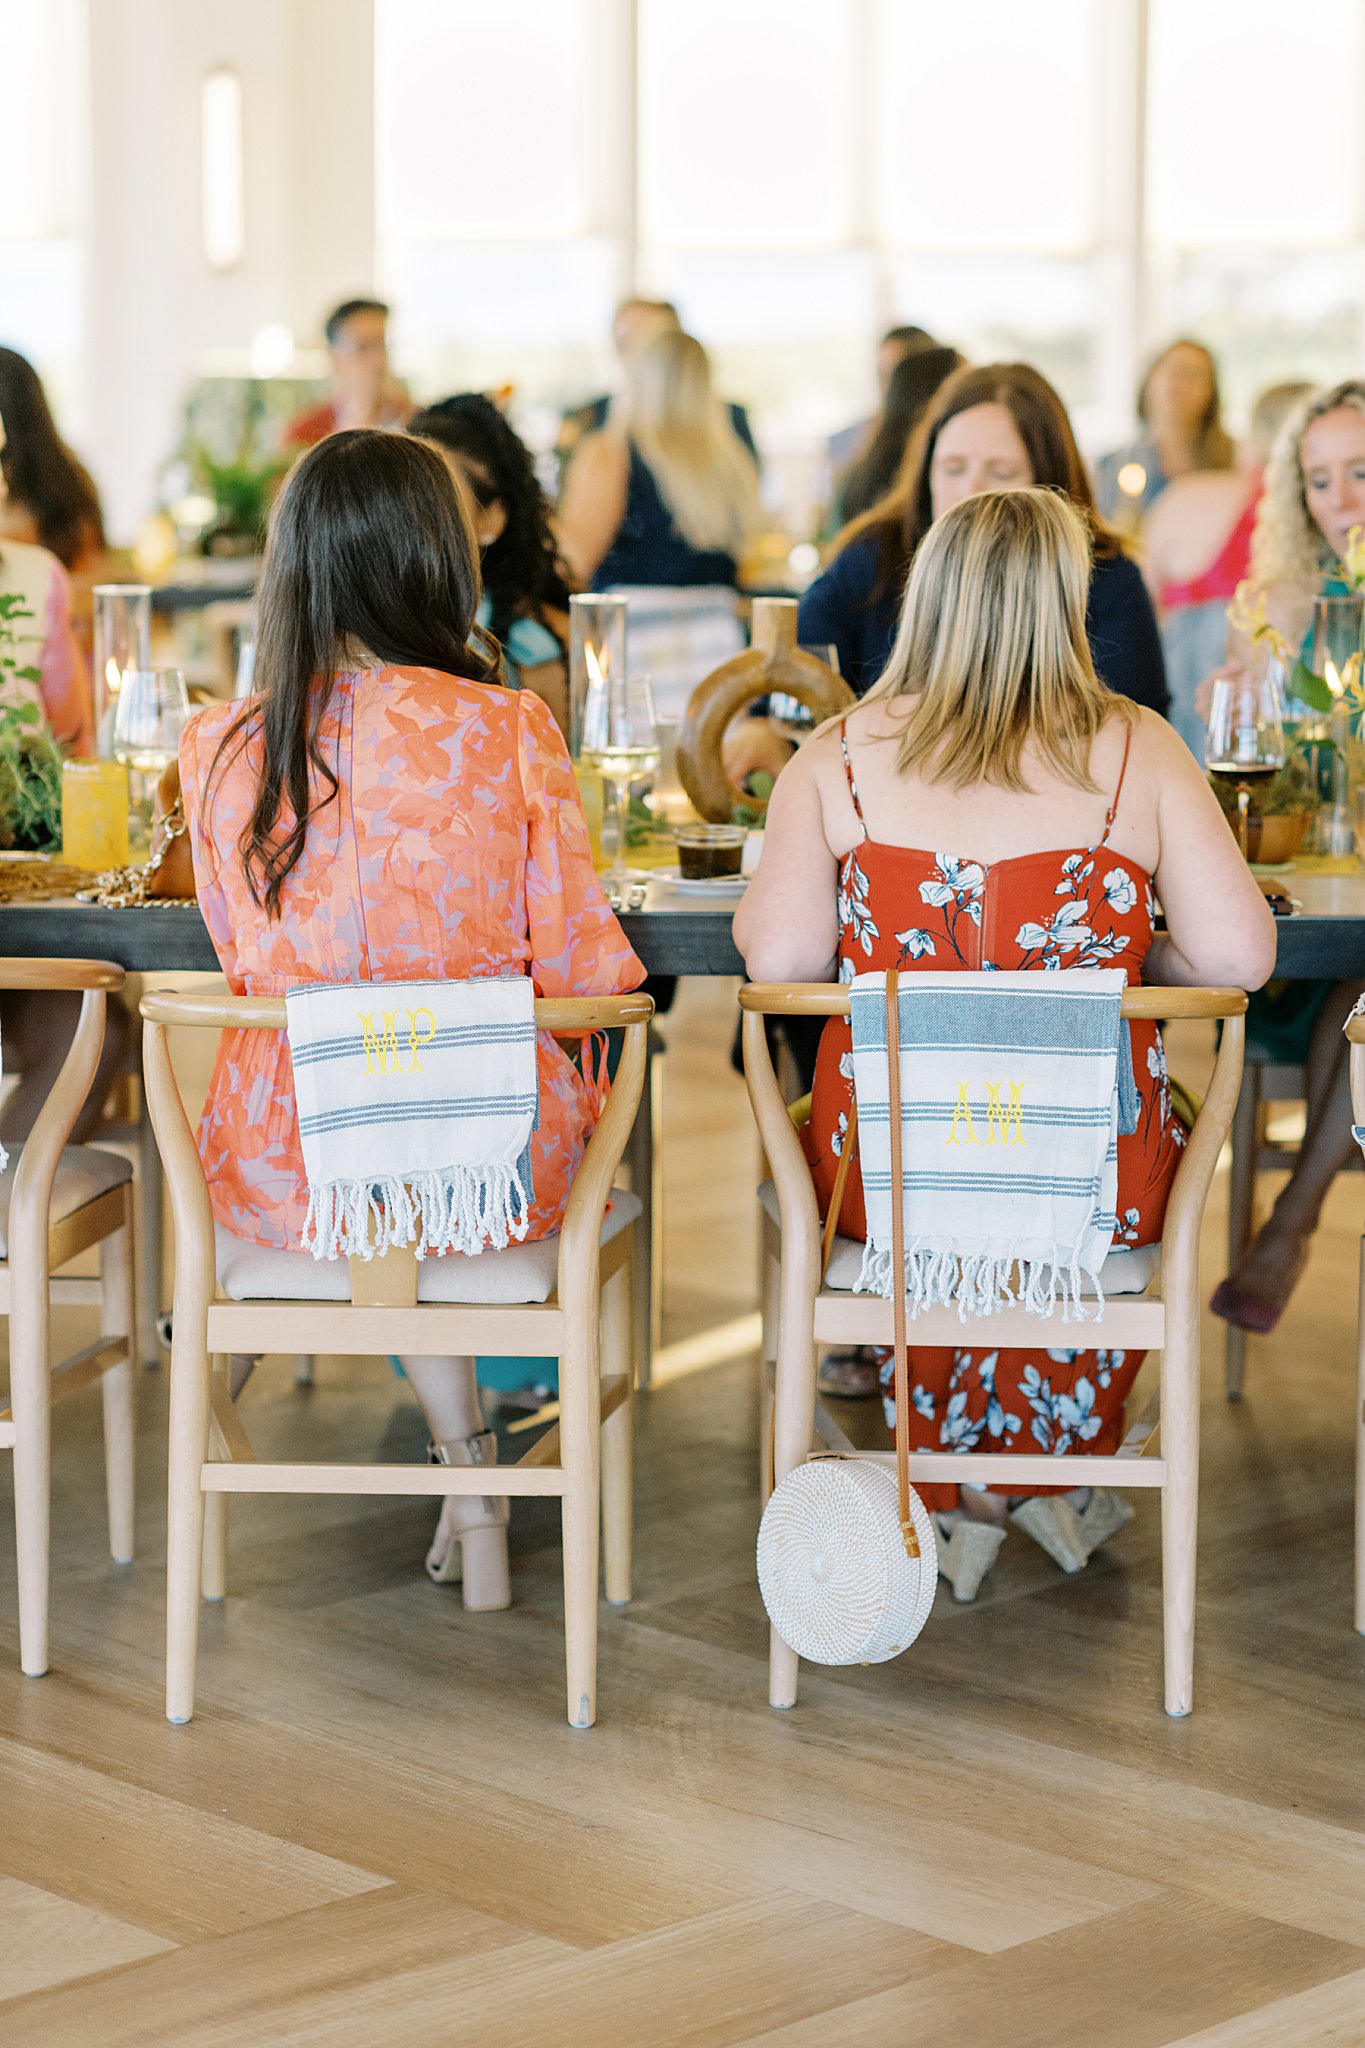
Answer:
[0,0,86,421]
[374,0,1365,508]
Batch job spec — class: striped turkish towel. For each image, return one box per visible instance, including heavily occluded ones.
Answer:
[849,969,1131,1323]
[284,976,537,1261]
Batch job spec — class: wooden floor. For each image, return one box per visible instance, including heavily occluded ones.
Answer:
[1,979,1364,2045]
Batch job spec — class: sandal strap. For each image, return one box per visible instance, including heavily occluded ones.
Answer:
[427,1430,498,1469]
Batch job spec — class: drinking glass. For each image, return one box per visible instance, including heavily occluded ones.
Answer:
[91,584,152,757]
[1204,672,1287,858]
[579,670,659,890]
[113,667,190,846]
[567,594,629,760]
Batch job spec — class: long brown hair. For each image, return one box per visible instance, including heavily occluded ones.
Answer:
[830,361,1125,609]
[864,487,1130,793]
[211,429,501,918]
[1137,338,1235,471]
[0,347,105,569]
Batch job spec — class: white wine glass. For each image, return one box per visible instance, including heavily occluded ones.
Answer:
[1204,671,1287,860]
[113,666,190,847]
[579,670,660,893]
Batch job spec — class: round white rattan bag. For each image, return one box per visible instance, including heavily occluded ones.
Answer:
[757,1458,938,1665]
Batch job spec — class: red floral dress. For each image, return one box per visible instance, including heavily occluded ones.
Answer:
[181,667,644,1251]
[805,726,1184,1507]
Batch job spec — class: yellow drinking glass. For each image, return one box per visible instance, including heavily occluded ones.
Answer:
[62,759,130,871]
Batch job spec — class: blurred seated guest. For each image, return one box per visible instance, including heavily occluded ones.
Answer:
[827,324,939,496]
[1207,380,1365,1337]
[282,299,412,450]
[797,362,1170,712]
[0,535,93,754]
[410,394,573,733]
[558,330,760,590]
[0,535,115,1145]
[0,348,106,575]
[1095,338,1235,526]
[736,487,1274,1597]
[178,429,644,1603]
[561,299,758,468]
[1142,381,1312,754]
[832,343,964,529]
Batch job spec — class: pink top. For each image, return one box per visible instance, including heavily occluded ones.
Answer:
[0,538,94,754]
[181,667,645,1249]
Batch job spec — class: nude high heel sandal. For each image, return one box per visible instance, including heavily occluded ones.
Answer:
[425,1431,511,1611]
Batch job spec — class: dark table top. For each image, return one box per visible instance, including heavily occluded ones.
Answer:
[0,868,1362,980]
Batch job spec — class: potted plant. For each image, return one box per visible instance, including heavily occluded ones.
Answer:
[0,593,64,852]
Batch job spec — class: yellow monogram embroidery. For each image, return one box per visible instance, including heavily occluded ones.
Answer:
[984,1080,1026,1147]
[358,1008,438,1078]
[945,1083,979,1147]
[945,1081,1026,1147]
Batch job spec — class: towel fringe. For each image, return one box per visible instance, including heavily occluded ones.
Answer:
[854,1240,1106,1326]
[300,1162,532,1263]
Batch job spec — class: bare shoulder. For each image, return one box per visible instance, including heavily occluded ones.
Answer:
[567,428,627,479]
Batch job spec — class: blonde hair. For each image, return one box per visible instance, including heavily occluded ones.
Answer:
[617,331,760,556]
[1250,379,1365,590]
[865,487,1130,792]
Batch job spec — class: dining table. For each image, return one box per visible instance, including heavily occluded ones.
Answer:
[0,863,1364,979]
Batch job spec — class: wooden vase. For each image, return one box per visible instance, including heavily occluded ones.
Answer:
[675,597,854,822]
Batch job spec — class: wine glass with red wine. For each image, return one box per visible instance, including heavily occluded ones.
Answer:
[1204,672,1287,860]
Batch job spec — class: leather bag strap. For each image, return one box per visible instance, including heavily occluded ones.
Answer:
[820,1099,858,1282]
[884,969,919,1559]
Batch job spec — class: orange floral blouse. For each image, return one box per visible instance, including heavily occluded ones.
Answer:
[180,666,645,1250]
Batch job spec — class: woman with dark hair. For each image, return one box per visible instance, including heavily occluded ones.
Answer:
[0,347,105,572]
[179,429,644,1606]
[1095,338,1236,525]
[797,362,1169,712]
[409,395,572,732]
[832,343,963,528]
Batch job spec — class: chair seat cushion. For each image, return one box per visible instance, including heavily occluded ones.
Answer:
[756,1181,1161,1298]
[0,1145,133,1257]
[215,1190,642,1305]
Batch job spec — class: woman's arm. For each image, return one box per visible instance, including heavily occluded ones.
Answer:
[732,748,840,982]
[38,556,94,755]
[1144,714,1277,990]
[556,432,629,587]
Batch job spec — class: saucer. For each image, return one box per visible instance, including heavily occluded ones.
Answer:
[654,866,750,896]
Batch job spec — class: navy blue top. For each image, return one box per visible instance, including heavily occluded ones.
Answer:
[595,442,739,589]
[797,532,1170,715]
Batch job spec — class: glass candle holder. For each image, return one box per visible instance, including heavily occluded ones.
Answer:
[92,585,152,759]
[61,759,130,870]
[567,594,628,760]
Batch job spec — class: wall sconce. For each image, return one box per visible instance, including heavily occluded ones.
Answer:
[202,67,245,269]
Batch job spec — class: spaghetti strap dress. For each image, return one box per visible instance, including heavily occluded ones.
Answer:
[803,724,1186,1507]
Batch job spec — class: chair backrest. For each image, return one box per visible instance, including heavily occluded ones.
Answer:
[139,987,653,1309]
[739,980,1247,1304]
[604,585,745,722]
[0,959,125,1255]
[1346,1010,1365,1132]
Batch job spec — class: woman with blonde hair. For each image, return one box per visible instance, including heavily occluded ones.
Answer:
[557,329,760,588]
[736,487,1274,1600]
[1209,378,1365,1336]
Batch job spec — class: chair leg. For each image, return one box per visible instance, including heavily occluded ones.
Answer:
[1356,1237,1365,1637]
[137,1108,165,1370]
[202,1358,230,1602]
[769,1269,819,1712]
[9,1258,52,1678]
[166,1319,212,1724]
[1224,1065,1261,1401]
[560,1309,602,1729]
[600,1238,634,1607]
[1161,1318,1201,1717]
[759,1237,780,1509]
[623,1042,662,1389]
[99,1212,137,1565]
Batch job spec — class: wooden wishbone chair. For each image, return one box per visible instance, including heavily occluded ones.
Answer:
[141,986,652,1729]
[1343,1009,1365,1636]
[0,958,137,1676]
[740,981,1247,1719]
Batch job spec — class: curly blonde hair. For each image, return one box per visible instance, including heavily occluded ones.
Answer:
[1249,379,1365,590]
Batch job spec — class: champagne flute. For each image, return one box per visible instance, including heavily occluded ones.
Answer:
[1204,671,1287,860]
[113,666,190,848]
[579,670,660,893]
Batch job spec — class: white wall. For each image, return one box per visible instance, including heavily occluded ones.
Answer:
[82,0,376,540]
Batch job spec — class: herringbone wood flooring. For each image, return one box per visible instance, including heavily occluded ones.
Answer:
[0,979,1363,2045]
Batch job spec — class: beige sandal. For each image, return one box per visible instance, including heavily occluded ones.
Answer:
[1010,1487,1134,1574]
[932,1514,1006,1603]
[425,1431,511,1610]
